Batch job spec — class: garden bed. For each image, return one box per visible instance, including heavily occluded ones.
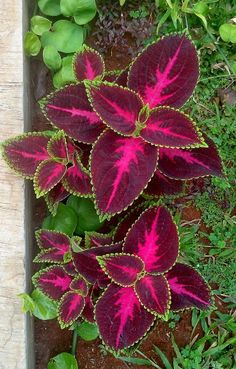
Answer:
[14,1,236,368]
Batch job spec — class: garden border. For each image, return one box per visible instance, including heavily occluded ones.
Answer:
[0,1,35,368]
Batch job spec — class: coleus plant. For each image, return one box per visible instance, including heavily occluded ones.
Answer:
[2,35,222,218]
[33,206,211,351]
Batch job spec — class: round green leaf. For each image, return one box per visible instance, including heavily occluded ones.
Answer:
[61,0,96,24]
[51,203,78,236]
[24,31,41,56]
[43,45,62,71]
[76,322,99,341]
[66,196,104,235]
[41,20,84,53]
[53,55,76,88]
[42,214,54,230]
[31,16,52,36]
[38,0,61,16]
[74,0,97,25]
[193,1,208,16]
[219,23,236,43]
[31,289,58,320]
[48,353,78,369]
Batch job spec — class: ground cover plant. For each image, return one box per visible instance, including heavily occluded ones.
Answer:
[3,2,236,366]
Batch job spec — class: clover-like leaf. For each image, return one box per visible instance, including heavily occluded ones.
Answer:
[128,34,199,108]
[135,275,170,315]
[124,207,179,273]
[98,254,144,286]
[95,283,155,350]
[140,108,203,148]
[166,263,211,310]
[58,291,85,328]
[91,130,158,217]
[2,133,50,178]
[33,266,72,300]
[158,135,223,179]
[41,83,104,144]
[73,46,105,82]
[87,83,143,135]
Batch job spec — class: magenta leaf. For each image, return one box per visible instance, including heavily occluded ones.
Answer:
[82,293,95,323]
[58,291,85,328]
[34,229,71,263]
[73,46,105,82]
[91,130,158,217]
[34,159,67,198]
[128,34,199,108]
[95,283,155,350]
[64,261,78,276]
[87,82,143,135]
[140,108,203,148]
[113,206,142,243]
[115,68,129,87]
[41,83,104,144]
[98,254,144,286]
[124,206,179,274]
[144,169,184,197]
[46,183,70,215]
[70,276,88,296]
[166,263,211,310]
[47,131,69,162]
[72,243,123,286]
[62,154,92,196]
[85,231,113,248]
[158,136,223,179]
[33,266,72,300]
[135,275,170,315]
[2,133,50,178]
[36,229,70,250]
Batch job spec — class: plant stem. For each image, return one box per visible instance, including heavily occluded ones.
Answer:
[71,329,78,356]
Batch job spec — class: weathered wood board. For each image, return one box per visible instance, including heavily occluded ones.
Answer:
[0,1,26,368]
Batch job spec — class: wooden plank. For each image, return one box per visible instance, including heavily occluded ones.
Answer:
[0,1,26,368]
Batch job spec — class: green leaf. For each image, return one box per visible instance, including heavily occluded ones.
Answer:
[73,0,97,25]
[61,0,97,24]
[153,345,173,369]
[53,55,76,88]
[48,353,78,369]
[66,196,104,235]
[31,289,57,320]
[193,1,208,16]
[38,0,61,16]
[76,322,99,341]
[19,289,57,320]
[50,203,78,236]
[118,356,153,365]
[24,32,41,56]
[31,16,52,36]
[119,0,126,5]
[41,20,84,53]
[219,23,236,43]
[43,45,62,71]
[18,293,36,314]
